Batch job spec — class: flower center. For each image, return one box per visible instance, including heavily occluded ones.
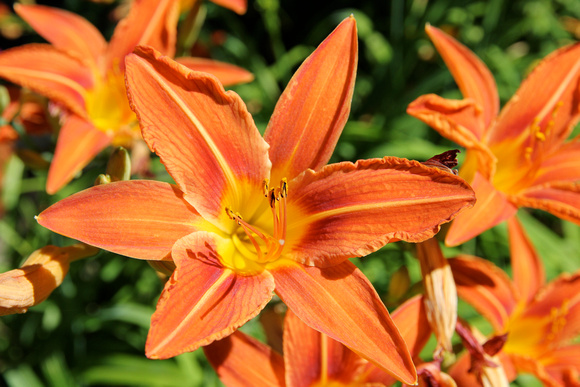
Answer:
[85,70,138,146]
[225,178,288,265]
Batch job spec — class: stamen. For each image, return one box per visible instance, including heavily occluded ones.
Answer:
[226,178,289,263]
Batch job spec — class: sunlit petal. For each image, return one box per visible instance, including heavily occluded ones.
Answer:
[265,16,357,182]
[449,255,518,331]
[37,181,205,260]
[203,330,285,387]
[176,57,254,86]
[487,43,580,151]
[147,232,275,359]
[14,4,105,65]
[426,25,499,133]
[46,115,111,194]
[125,46,270,226]
[507,354,562,387]
[445,172,517,246]
[519,272,580,345]
[0,44,93,117]
[542,345,580,385]
[533,141,580,185]
[105,0,179,71]
[284,157,475,267]
[271,260,417,385]
[508,217,545,304]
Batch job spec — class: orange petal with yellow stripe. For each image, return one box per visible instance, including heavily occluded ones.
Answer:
[271,260,417,385]
[284,157,475,267]
[125,46,270,226]
[146,232,275,359]
[265,16,358,183]
[36,180,203,260]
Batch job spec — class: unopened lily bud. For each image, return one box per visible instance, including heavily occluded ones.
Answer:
[106,147,131,182]
[0,244,98,315]
[417,238,457,356]
[416,362,457,387]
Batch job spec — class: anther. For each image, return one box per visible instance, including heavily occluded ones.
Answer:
[280,178,288,198]
[263,179,270,197]
[269,188,277,208]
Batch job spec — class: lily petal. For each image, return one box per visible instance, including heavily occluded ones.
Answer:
[533,141,580,186]
[425,25,499,134]
[445,172,517,246]
[0,44,92,117]
[449,255,518,331]
[210,0,247,14]
[125,46,270,226]
[270,260,417,385]
[147,232,275,359]
[175,57,254,86]
[283,309,363,386]
[542,345,580,385]
[507,354,562,387]
[508,217,545,304]
[14,4,105,65]
[203,330,285,387]
[46,115,111,194]
[520,272,580,345]
[265,16,357,183]
[406,94,496,179]
[487,43,580,151]
[361,295,431,386]
[106,0,179,72]
[37,180,204,260]
[514,182,580,225]
[285,157,475,267]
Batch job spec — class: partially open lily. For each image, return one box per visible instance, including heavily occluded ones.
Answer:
[37,17,475,384]
[204,296,431,387]
[448,218,580,386]
[0,0,252,194]
[407,25,580,246]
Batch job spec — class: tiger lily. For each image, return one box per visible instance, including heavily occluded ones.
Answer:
[407,25,580,246]
[37,17,475,384]
[0,0,252,194]
[204,296,431,387]
[448,217,580,386]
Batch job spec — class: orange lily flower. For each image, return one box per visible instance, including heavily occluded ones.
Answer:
[36,17,475,383]
[204,296,431,387]
[448,217,580,386]
[180,0,246,15]
[0,0,252,194]
[407,25,580,245]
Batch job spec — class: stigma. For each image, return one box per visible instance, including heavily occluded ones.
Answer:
[226,178,288,263]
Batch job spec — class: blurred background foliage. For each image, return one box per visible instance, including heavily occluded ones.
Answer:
[1,0,579,385]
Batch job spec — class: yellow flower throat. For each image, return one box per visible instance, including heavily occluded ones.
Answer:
[225,178,288,267]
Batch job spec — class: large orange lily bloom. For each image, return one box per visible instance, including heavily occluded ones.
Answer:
[204,296,431,387]
[407,25,580,246]
[0,0,252,194]
[448,218,580,386]
[37,18,475,384]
